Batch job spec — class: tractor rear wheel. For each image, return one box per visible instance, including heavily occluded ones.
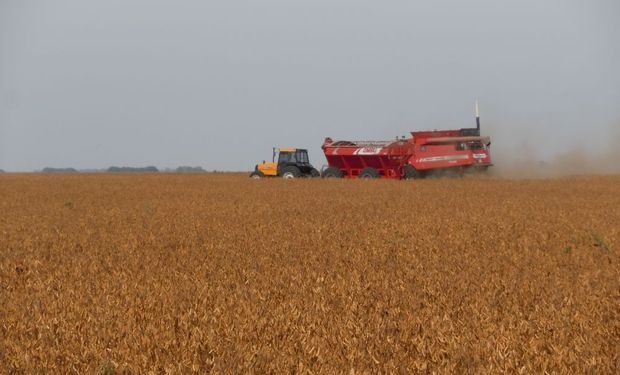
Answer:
[310,168,321,177]
[250,171,265,179]
[359,167,380,179]
[282,166,301,179]
[403,165,421,180]
[322,167,343,178]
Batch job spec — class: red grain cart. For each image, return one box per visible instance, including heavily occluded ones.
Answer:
[321,103,492,179]
[321,131,491,179]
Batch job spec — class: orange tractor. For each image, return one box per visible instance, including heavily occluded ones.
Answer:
[250,148,320,179]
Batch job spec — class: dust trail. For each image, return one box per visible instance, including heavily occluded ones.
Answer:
[489,121,620,178]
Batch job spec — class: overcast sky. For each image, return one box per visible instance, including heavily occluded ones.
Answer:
[1,0,619,171]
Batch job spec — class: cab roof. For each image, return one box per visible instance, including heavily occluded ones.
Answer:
[278,147,306,153]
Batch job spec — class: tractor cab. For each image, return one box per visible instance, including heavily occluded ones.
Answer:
[251,148,320,179]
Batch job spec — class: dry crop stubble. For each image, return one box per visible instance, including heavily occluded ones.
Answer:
[0,173,619,373]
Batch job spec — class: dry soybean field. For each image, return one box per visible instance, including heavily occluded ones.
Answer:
[1,173,619,373]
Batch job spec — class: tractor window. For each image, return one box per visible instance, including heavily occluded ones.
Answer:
[296,151,309,163]
[278,150,308,164]
[456,143,467,151]
[278,152,293,164]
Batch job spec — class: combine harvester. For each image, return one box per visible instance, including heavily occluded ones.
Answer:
[321,101,492,179]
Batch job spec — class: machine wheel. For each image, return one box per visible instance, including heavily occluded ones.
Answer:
[310,168,321,178]
[281,166,301,179]
[322,167,343,178]
[403,165,421,180]
[359,167,380,179]
[250,171,265,179]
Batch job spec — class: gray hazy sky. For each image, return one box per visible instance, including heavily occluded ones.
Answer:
[1,0,619,172]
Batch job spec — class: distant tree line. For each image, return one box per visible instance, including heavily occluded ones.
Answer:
[36,166,211,173]
[42,167,78,173]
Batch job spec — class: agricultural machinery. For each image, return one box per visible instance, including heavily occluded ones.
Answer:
[321,101,492,179]
[251,148,320,179]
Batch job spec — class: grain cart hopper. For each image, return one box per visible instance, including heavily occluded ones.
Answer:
[321,101,492,179]
[251,148,320,179]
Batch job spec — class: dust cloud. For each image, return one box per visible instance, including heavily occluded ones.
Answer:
[488,121,620,178]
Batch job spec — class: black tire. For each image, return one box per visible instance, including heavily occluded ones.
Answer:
[250,171,265,179]
[322,167,343,178]
[403,165,421,180]
[310,168,321,178]
[281,166,301,179]
[359,167,380,179]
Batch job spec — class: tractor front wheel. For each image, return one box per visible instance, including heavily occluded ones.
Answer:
[250,171,265,179]
[282,166,301,179]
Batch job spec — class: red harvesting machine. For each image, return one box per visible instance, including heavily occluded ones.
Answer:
[321,102,492,179]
